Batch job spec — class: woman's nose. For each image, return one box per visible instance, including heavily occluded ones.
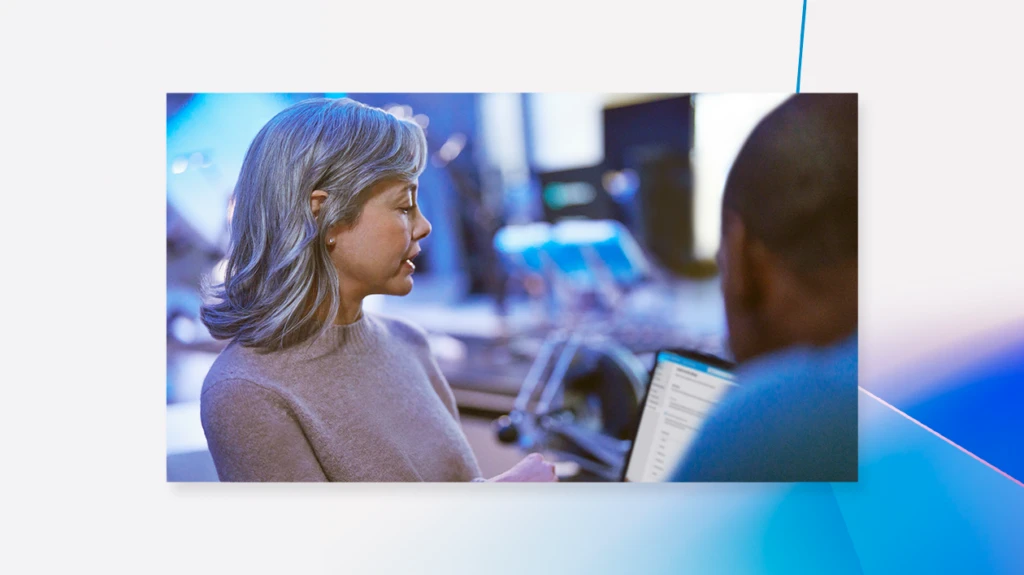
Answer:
[414,211,432,240]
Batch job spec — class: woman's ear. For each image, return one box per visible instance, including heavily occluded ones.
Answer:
[310,190,329,218]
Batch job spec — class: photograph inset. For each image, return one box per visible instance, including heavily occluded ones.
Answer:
[166,93,858,483]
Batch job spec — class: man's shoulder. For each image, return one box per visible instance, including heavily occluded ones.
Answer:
[738,333,858,396]
[671,334,859,481]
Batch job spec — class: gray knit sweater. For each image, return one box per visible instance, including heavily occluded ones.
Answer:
[200,313,484,482]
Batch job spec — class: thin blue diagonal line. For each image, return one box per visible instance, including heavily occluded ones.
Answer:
[797,0,807,92]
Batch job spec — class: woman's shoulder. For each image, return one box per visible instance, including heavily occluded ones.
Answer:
[200,341,291,397]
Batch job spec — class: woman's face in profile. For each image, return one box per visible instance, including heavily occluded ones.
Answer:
[328,178,431,299]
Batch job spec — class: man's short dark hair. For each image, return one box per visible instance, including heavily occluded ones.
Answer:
[723,93,858,271]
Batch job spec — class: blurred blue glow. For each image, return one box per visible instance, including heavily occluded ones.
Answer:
[494,220,649,288]
[166,93,295,246]
[493,222,551,255]
[547,220,649,286]
[550,219,617,244]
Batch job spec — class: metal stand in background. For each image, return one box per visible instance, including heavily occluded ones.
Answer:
[493,327,649,481]
[492,220,656,481]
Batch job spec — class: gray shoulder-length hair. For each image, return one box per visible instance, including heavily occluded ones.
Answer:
[200,97,428,351]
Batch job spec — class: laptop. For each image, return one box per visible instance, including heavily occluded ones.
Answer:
[621,349,738,482]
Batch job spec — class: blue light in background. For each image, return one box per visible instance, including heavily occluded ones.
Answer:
[166,93,296,246]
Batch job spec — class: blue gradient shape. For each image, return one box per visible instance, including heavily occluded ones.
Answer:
[900,336,1024,483]
[831,391,1024,574]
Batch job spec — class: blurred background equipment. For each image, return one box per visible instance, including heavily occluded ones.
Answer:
[167,93,787,481]
[492,331,648,481]
[492,219,675,481]
[604,96,697,274]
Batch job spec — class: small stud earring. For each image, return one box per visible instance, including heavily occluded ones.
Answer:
[327,237,336,247]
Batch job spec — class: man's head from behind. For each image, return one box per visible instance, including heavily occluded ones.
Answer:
[718,94,858,363]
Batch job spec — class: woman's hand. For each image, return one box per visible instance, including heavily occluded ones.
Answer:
[488,453,558,482]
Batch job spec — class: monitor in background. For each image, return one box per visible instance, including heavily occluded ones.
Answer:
[603,96,697,274]
[602,95,694,172]
[538,164,623,224]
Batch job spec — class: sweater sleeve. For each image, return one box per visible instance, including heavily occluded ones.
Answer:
[200,378,328,482]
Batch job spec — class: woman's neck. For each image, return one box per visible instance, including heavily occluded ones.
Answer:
[335,292,364,325]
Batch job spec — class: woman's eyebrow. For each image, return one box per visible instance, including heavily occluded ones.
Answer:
[391,185,414,201]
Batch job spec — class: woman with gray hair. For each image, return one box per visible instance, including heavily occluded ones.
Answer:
[199,97,556,482]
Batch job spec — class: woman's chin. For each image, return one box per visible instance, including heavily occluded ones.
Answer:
[385,277,415,296]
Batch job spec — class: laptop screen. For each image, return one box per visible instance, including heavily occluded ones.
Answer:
[623,351,737,482]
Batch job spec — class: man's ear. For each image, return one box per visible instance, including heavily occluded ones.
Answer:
[310,190,328,217]
[726,212,786,318]
[721,211,756,308]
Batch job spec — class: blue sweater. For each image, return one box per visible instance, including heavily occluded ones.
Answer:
[671,333,858,482]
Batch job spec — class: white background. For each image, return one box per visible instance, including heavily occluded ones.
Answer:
[1,0,1022,573]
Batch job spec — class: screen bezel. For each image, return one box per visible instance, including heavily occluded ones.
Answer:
[619,348,738,482]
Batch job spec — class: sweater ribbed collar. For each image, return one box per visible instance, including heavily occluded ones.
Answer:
[290,312,384,360]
